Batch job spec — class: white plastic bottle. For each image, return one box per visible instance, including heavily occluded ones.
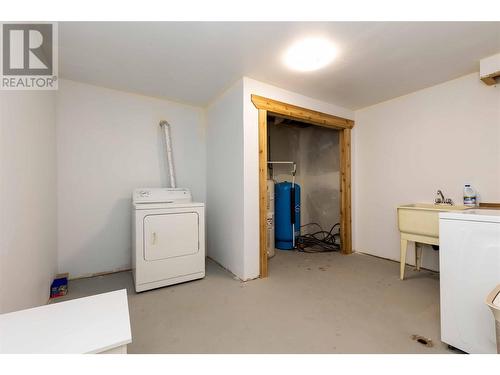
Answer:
[463,184,477,207]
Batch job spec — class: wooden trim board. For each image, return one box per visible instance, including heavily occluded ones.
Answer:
[251,95,354,130]
[480,71,499,86]
[253,95,354,278]
[258,109,269,278]
[479,202,500,209]
[339,128,353,255]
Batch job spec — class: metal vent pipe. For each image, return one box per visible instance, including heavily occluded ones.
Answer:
[159,120,176,188]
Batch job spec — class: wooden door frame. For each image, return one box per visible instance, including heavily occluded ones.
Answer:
[252,94,354,278]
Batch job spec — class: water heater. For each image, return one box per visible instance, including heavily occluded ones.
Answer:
[275,182,301,250]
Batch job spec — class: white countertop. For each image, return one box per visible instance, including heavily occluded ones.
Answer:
[440,209,500,223]
[0,289,131,354]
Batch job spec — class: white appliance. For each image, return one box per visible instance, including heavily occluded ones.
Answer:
[132,188,205,292]
[439,210,500,353]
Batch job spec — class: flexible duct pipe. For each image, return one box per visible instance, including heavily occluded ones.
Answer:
[159,120,176,188]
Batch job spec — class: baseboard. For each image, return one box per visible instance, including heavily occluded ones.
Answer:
[68,267,132,281]
[354,250,439,274]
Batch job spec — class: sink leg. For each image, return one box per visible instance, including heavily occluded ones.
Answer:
[415,243,423,271]
[400,238,408,280]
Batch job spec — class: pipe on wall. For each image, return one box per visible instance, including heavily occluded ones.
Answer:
[159,120,176,188]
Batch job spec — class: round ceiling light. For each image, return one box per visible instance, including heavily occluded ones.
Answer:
[283,37,338,72]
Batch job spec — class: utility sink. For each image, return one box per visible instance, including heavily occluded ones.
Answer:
[397,203,472,280]
[398,203,471,239]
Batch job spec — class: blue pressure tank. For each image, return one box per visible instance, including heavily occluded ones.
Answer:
[275,182,301,250]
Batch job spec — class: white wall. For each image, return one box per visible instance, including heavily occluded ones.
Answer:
[243,77,354,279]
[205,79,245,279]
[56,80,206,278]
[353,73,500,271]
[0,91,57,313]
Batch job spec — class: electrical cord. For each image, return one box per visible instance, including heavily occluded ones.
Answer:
[296,222,341,253]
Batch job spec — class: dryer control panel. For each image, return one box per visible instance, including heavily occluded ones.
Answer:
[133,188,192,204]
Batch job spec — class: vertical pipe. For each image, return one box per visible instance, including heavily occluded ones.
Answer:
[160,120,176,189]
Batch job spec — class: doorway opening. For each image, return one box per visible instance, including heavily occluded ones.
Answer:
[252,95,354,278]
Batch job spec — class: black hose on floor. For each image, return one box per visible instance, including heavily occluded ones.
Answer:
[296,222,341,253]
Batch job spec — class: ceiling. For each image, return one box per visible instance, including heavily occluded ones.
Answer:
[59,22,500,110]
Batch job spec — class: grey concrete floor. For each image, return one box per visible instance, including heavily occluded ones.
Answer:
[55,250,455,354]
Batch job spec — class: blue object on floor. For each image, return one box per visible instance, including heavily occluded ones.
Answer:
[275,181,301,250]
[50,274,68,298]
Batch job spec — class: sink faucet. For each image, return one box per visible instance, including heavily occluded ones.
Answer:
[435,190,453,205]
[437,190,445,202]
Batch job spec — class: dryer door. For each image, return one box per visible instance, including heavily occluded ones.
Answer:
[143,212,199,261]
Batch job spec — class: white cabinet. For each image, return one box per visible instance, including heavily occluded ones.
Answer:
[439,210,500,353]
[0,290,131,354]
